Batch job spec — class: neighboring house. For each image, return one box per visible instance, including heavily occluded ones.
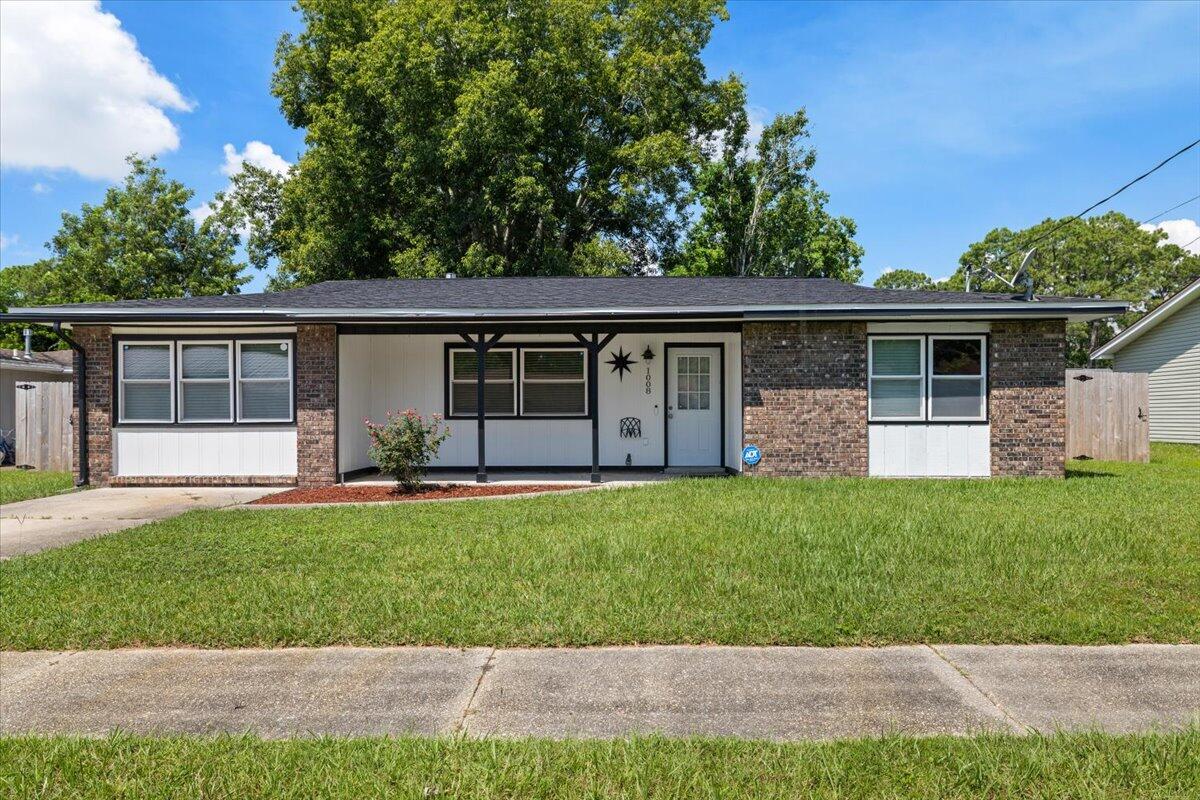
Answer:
[0,346,73,451]
[0,277,1126,486]
[1091,277,1200,444]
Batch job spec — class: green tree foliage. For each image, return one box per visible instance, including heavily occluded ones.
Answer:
[957,212,1199,365]
[670,108,863,281]
[873,269,939,291]
[0,261,59,351]
[260,0,741,286]
[0,156,247,349]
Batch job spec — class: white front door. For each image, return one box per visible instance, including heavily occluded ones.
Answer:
[667,346,722,467]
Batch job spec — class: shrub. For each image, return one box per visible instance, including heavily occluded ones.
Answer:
[365,410,451,492]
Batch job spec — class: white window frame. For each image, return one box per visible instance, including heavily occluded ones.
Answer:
[519,348,588,417]
[868,336,926,422]
[449,348,517,418]
[176,341,234,424]
[118,341,175,424]
[236,339,294,423]
[927,334,987,422]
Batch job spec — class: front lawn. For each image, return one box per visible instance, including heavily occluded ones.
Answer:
[0,469,73,506]
[1,444,1196,649]
[2,731,1196,799]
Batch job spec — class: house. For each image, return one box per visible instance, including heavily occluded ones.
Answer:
[0,342,73,454]
[1091,276,1199,444]
[0,277,1127,486]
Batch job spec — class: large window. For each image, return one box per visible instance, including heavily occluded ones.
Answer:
[237,341,293,422]
[928,336,985,421]
[869,335,987,422]
[450,349,517,416]
[119,342,174,423]
[447,346,589,418]
[178,342,233,422]
[117,337,293,425]
[521,349,586,415]
[868,337,924,421]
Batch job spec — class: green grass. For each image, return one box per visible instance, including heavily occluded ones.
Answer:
[0,469,73,505]
[1,444,1196,650]
[2,731,1196,799]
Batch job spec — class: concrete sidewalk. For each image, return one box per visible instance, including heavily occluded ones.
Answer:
[0,487,279,558]
[2,644,1196,740]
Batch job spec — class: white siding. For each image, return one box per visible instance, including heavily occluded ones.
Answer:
[338,332,742,473]
[869,424,990,477]
[1111,297,1199,444]
[113,427,297,476]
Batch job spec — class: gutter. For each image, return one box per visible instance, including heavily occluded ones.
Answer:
[51,322,87,487]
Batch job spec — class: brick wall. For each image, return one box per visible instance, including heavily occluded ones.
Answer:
[296,324,337,487]
[742,321,868,476]
[71,325,113,485]
[990,319,1066,477]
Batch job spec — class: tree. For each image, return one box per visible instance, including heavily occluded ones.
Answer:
[0,156,247,348]
[0,260,59,351]
[873,269,938,291]
[956,212,1199,365]
[669,108,863,281]
[260,0,739,286]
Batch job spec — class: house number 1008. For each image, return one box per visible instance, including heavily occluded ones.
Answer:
[645,368,652,395]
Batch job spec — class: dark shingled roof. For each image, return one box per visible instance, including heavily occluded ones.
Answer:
[14,277,1091,311]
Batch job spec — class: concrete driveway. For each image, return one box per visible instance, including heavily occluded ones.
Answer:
[1,487,280,558]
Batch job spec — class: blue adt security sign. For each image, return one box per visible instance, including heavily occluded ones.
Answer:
[741,444,762,466]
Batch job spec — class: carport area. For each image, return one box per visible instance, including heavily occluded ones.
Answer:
[0,487,279,558]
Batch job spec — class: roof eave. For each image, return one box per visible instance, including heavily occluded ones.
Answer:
[2,301,1128,326]
[1091,278,1200,359]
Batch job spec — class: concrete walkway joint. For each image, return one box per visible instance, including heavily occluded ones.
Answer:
[2,644,1196,741]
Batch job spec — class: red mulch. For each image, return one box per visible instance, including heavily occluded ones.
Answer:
[250,483,583,505]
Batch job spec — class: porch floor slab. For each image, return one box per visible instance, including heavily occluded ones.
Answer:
[346,469,682,486]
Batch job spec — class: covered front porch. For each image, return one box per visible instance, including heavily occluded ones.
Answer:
[335,325,743,484]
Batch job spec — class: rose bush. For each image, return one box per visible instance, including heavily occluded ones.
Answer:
[365,410,451,492]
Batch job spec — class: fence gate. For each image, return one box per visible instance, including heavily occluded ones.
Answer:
[14,381,73,472]
[1065,369,1149,462]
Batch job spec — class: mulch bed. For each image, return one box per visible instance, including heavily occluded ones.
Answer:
[250,483,583,505]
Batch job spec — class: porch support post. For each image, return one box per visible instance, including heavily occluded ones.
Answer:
[475,332,487,483]
[575,332,616,483]
[461,332,504,483]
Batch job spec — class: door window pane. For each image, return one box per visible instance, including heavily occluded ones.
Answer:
[676,355,711,412]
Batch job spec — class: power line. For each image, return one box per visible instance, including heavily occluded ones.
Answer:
[989,138,1200,268]
[1178,234,1200,251]
[1141,193,1200,225]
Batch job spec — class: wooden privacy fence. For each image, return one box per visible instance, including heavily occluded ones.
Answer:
[1065,369,1149,462]
[14,380,73,472]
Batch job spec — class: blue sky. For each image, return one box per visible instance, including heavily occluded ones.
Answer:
[2,0,1198,293]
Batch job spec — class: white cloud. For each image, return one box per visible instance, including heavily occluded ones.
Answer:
[31,182,51,195]
[0,232,16,251]
[220,141,291,177]
[192,141,291,225]
[1141,218,1200,255]
[0,0,192,181]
